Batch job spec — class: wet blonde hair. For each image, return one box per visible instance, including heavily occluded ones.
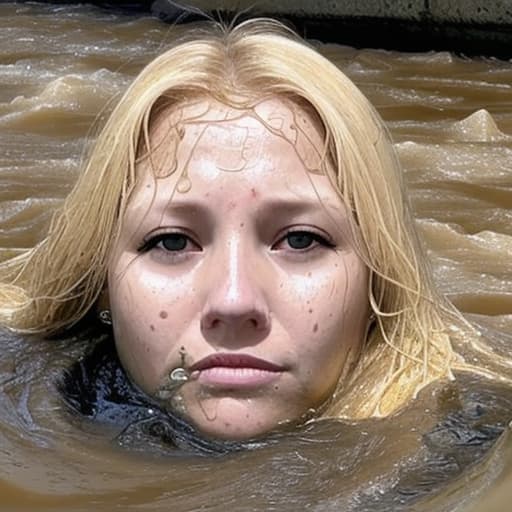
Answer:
[0,18,485,419]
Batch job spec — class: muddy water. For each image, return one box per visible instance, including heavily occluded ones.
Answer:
[0,2,511,511]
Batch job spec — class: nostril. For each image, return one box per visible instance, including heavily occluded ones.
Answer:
[200,308,270,333]
[201,315,219,330]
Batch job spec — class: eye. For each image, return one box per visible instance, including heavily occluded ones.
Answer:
[286,232,316,249]
[159,234,188,251]
[137,232,200,254]
[272,229,335,252]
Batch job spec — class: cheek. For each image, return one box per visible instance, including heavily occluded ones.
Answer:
[110,258,193,325]
[107,260,197,390]
[281,259,367,327]
[295,268,368,402]
[285,257,369,364]
[317,256,368,321]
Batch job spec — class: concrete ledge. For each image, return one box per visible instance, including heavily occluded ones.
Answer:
[28,0,512,25]
[152,0,512,57]
[429,0,512,24]
[175,0,512,24]
[176,0,429,21]
[14,1,512,57]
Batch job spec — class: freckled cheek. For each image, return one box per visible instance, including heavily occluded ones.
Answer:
[280,262,366,351]
[277,275,338,353]
[281,271,335,318]
[120,277,190,337]
[118,264,193,314]
[110,268,197,386]
[113,323,164,392]
[293,336,343,402]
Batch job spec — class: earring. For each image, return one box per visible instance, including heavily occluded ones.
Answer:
[99,309,112,326]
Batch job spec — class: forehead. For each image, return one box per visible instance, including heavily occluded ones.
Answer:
[143,96,327,178]
[127,96,346,220]
[119,96,354,240]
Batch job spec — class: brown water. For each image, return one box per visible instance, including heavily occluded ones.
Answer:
[0,3,511,511]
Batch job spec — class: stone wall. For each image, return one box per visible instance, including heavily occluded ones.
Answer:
[19,1,512,57]
[170,0,512,24]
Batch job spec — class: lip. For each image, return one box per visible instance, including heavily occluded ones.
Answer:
[190,353,284,372]
[189,353,284,388]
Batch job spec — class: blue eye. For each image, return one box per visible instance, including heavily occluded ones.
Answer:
[286,232,316,249]
[272,230,335,252]
[159,234,187,251]
[138,232,198,254]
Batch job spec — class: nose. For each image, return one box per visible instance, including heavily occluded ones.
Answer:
[200,239,271,345]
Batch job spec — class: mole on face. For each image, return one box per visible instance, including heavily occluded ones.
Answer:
[159,311,168,319]
[179,346,186,366]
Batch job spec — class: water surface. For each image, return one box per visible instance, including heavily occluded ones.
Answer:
[0,3,511,511]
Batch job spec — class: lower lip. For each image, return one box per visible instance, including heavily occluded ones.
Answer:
[195,367,282,388]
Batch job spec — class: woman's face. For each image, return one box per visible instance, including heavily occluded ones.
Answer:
[108,97,370,440]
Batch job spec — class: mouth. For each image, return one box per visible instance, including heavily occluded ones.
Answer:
[189,353,284,388]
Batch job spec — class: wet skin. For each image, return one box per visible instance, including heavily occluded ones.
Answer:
[108,97,370,440]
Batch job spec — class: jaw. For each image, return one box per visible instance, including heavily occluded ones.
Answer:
[172,388,302,440]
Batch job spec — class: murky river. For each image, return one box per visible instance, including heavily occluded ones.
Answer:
[0,2,511,511]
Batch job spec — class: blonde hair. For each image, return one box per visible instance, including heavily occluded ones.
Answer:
[0,18,492,419]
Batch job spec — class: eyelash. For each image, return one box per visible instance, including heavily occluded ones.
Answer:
[137,232,200,254]
[272,230,335,252]
[137,229,335,256]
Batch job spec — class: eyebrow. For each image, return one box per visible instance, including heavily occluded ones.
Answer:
[151,195,350,237]
[157,195,344,216]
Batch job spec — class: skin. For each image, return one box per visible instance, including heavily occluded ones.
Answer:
[108,97,370,440]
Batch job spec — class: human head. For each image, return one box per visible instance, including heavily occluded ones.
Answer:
[0,18,459,424]
[106,95,371,439]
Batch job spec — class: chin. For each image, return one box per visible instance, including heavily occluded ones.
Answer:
[185,396,299,441]
[197,423,270,441]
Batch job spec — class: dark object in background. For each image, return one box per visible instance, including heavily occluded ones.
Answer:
[10,0,512,58]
